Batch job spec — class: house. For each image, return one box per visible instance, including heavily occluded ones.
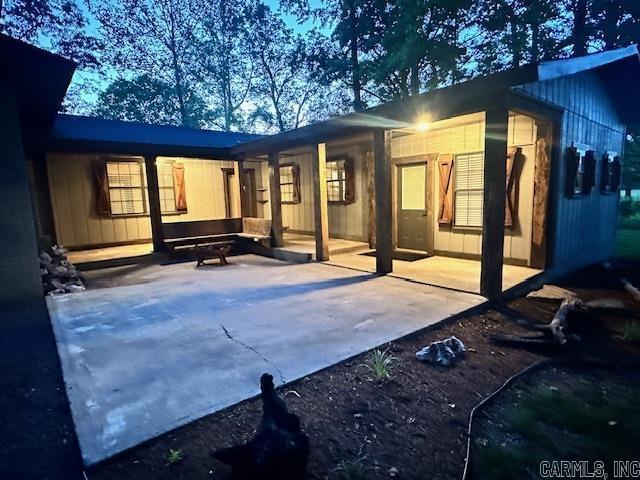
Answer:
[3,33,638,304]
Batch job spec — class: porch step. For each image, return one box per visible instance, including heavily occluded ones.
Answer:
[74,253,159,271]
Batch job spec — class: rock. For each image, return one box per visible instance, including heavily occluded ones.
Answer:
[415,336,466,366]
[388,466,399,477]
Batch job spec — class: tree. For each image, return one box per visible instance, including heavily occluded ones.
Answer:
[1,0,102,112]
[199,0,256,131]
[248,3,313,131]
[91,0,203,127]
[623,129,640,196]
[373,0,471,98]
[93,74,208,125]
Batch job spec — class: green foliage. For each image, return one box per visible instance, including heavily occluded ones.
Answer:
[166,448,183,465]
[363,348,396,381]
[616,320,640,342]
[471,370,640,480]
[332,451,371,480]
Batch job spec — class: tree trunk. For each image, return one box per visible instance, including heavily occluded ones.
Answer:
[531,19,540,61]
[509,13,521,68]
[572,0,589,56]
[348,1,363,111]
[603,0,621,49]
[168,9,189,127]
[410,61,420,96]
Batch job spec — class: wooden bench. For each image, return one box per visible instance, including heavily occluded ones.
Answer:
[162,218,272,266]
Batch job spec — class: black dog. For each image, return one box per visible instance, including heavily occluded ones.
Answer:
[212,373,309,479]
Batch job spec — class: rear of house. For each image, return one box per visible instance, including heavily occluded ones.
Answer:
[4,32,637,301]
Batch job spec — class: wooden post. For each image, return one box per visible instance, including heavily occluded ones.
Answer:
[144,155,165,252]
[364,149,376,248]
[268,152,284,247]
[311,143,329,261]
[235,157,248,217]
[480,106,509,299]
[373,129,393,274]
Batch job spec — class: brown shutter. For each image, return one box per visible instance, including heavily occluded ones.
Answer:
[438,154,454,225]
[581,150,596,195]
[172,162,188,212]
[505,148,525,227]
[292,163,301,203]
[566,146,580,198]
[610,156,621,192]
[93,159,111,216]
[344,157,355,203]
[599,153,610,194]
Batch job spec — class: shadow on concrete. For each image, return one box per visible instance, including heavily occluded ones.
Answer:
[0,300,83,479]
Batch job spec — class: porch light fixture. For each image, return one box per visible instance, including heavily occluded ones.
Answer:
[415,122,430,132]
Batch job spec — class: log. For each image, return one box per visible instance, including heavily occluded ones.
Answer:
[546,296,582,345]
[622,278,640,303]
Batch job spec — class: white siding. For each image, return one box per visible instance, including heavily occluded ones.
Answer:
[48,153,234,248]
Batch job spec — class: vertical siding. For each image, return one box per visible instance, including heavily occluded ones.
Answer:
[516,71,624,272]
[390,113,537,263]
[280,153,315,233]
[279,145,369,241]
[158,157,234,223]
[47,153,233,248]
[327,144,368,241]
[244,159,269,219]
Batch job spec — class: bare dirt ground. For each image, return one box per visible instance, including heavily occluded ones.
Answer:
[89,261,640,480]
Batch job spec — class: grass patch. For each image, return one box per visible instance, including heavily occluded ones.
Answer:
[470,367,640,480]
[616,228,640,258]
[616,320,640,342]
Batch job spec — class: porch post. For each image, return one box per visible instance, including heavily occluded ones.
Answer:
[373,129,393,274]
[235,157,248,217]
[144,155,165,252]
[268,152,284,247]
[311,143,329,261]
[480,106,509,299]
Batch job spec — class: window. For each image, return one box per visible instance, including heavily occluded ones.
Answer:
[280,163,300,203]
[326,157,355,203]
[327,160,346,202]
[454,152,484,227]
[157,161,177,213]
[106,160,146,215]
[574,149,587,195]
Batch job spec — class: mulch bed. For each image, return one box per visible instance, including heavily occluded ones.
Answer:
[89,262,640,480]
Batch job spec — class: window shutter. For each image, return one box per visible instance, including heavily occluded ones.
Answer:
[172,162,188,212]
[599,153,610,194]
[581,150,596,195]
[566,146,580,198]
[292,163,301,203]
[438,154,454,225]
[92,159,111,216]
[610,156,621,192]
[505,148,524,227]
[344,157,356,203]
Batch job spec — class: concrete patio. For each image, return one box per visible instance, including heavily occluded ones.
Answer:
[47,255,483,465]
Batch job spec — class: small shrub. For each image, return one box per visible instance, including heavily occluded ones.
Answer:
[363,348,396,381]
[616,320,640,342]
[333,451,371,480]
[166,448,183,465]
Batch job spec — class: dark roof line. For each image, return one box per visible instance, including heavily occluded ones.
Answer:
[50,114,263,154]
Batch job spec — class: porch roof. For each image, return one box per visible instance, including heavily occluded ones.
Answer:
[48,114,263,158]
[231,45,640,156]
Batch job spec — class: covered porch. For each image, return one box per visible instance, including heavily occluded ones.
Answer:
[233,86,562,299]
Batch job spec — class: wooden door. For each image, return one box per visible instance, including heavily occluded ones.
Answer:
[396,163,430,252]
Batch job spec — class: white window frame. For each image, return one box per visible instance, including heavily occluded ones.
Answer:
[453,152,484,228]
[106,158,147,216]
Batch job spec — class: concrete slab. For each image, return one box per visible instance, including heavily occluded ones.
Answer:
[47,255,483,465]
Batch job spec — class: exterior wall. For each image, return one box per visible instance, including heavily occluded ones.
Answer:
[279,144,369,242]
[47,153,234,248]
[158,157,236,223]
[391,112,537,264]
[0,82,43,304]
[517,71,625,272]
[245,159,269,219]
